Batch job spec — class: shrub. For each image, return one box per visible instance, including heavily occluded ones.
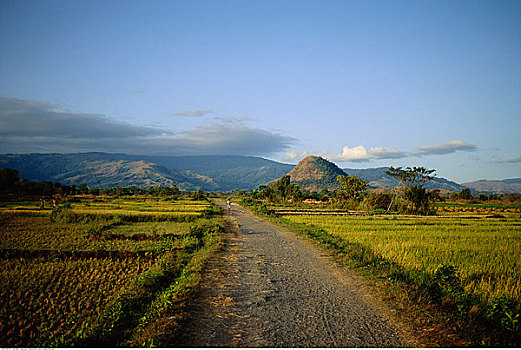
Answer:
[50,203,78,223]
[362,192,392,211]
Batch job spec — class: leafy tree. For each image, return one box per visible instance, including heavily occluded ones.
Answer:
[273,175,292,201]
[336,174,368,200]
[404,186,431,213]
[362,192,393,211]
[385,166,435,188]
[458,188,472,200]
[0,168,20,195]
[268,175,302,202]
[39,181,55,197]
[429,189,442,202]
[255,185,276,201]
[78,183,89,195]
[191,190,206,200]
[504,193,521,202]
[385,166,436,214]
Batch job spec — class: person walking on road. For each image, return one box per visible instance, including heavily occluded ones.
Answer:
[226,198,232,212]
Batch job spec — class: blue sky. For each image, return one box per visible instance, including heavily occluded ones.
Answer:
[1,0,520,183]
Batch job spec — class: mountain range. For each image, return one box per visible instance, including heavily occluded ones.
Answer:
[461,178,521,194]
[0,153,292,191]
[0,152,519,193]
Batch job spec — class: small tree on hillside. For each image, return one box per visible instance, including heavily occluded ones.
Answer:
[385,166,436,214]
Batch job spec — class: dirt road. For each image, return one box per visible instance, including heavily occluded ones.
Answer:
[173,201,418,347]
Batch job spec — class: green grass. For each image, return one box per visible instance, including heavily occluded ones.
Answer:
[280,213,521,346]
[284,215,521,303]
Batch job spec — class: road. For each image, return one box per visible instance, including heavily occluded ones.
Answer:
[173,200,418,347]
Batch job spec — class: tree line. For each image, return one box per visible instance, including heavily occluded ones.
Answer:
[245,166,519,215]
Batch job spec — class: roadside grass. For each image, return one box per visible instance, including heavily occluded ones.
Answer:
[241,199,521,346]
[0,197,227,347]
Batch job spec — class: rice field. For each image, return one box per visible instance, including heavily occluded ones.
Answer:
[435,203,521,215]
[0,197,224,347]
[0,199,211,222]
[283,214,521,303]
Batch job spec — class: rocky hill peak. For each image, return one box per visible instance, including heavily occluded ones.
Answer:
[287,156,347,191]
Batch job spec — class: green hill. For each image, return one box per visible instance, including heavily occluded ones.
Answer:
[287,156,347,191]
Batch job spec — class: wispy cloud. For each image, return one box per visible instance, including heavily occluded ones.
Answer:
[215,115,252,124]
[0,96,295,156]
[175,110,214,117]
[411,140,477,156]
[496,156,521,164]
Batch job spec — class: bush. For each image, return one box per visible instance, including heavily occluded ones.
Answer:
[202,203,221,218]
[405,186,434,214]
[333,196,361,210]
[191,190,206,201]
[50,203,78,223]
[362,192,392,211]
[187,221,225,241]
[258,203,277,217]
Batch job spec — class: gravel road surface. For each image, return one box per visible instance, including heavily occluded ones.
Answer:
[173,201,418,347]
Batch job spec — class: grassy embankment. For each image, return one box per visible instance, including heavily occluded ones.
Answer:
[0,197,227,347]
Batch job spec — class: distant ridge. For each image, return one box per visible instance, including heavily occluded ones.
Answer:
[462,178,521,194]
[0,153,293,191]
[287,156,347,191]
[343,167,466,192]
[1,152,515,193]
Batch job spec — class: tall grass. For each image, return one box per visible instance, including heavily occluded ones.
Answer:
[282,214,521,345]
[285,215,521,303]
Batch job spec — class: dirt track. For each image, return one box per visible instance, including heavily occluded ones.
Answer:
[173,201,419,347]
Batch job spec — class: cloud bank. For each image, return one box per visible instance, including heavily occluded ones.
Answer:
[0,96,295,156]
[285,141,477,163]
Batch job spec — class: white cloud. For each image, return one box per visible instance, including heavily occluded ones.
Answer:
[284,150,311,161]
[285,145,406,163]
[284,140,478,164]
[330,145,406,161]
